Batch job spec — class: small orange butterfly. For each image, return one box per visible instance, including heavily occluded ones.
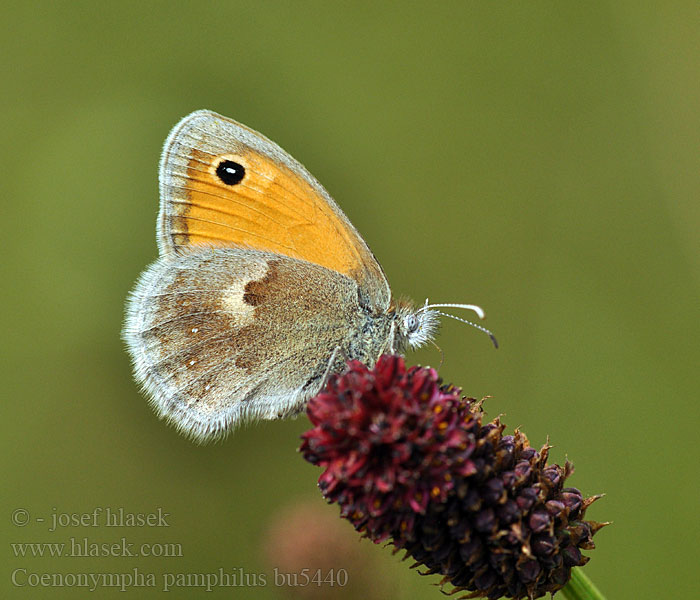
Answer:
[123,110,495,441]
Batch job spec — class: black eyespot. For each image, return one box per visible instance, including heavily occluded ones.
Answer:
[216,160,245,185]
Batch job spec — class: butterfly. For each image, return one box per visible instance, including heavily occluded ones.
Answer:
[123,110,495,441]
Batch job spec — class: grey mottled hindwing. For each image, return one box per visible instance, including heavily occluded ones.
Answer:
[123,246,390,441]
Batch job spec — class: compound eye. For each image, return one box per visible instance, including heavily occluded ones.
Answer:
[405,314,419,333]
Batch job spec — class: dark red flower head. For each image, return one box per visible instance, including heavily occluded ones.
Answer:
[300,355,606,600]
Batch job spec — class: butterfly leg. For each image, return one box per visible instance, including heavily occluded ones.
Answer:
[319,345,343,390]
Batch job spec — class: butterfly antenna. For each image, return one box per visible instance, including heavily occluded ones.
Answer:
[433,310,499,349]
[418,302,486,320]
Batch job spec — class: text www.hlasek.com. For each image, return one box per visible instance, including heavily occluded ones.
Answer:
[11,538,182,558]
[11,567,349,592]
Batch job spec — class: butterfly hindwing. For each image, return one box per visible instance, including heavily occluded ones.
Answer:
[123,247,392,441]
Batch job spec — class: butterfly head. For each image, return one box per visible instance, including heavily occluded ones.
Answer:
[392,299,498,352]
[393,299,440,350]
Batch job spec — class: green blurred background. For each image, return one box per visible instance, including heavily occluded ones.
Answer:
[2,2,698,598]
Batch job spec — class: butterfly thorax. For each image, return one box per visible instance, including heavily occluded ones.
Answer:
[328,295,438,366]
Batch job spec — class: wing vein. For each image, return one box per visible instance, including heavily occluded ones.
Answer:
[165,183,308,225]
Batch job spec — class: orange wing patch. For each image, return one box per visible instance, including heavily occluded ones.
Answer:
[158,111,389,309]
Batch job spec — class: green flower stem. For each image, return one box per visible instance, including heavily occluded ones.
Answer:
[561,567,606,600]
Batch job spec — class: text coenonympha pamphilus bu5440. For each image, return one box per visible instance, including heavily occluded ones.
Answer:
[123,110,495,441]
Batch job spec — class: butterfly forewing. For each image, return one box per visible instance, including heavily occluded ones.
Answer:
[158,110,390,310]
